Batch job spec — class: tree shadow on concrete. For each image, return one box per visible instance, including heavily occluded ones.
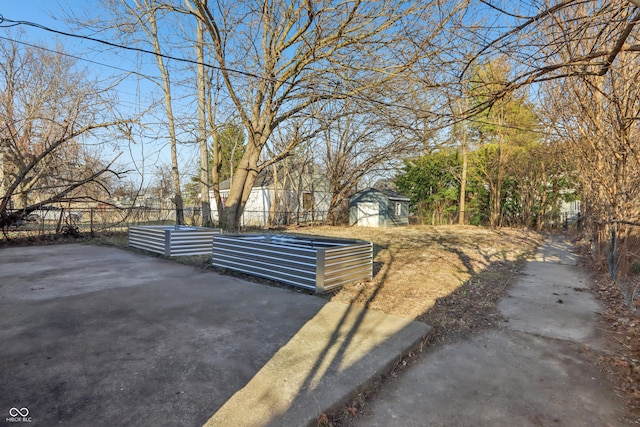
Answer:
[203,246,412,427]
[204,229,540,427]
[326,243,535,425]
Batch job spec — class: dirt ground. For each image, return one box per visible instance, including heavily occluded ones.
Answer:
[285,226,640,425]
[584,257,640,422]
[288,225,541,337]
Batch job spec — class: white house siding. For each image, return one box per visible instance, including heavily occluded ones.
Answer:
[210,187,330,227]
[210,187,270,227]
[559,199,581,221]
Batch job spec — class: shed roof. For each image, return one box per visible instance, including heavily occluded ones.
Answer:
[351,187,410,202]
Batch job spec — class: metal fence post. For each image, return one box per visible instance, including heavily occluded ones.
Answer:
[90,208,95,237]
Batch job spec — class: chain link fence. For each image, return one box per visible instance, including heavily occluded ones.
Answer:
[589,220,640,306]
[3,207,175,238]
[2,206,333,239]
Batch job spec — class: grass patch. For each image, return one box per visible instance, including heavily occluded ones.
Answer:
[288,225,541,323]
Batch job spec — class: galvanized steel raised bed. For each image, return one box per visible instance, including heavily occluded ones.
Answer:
[211,234,373,293]
[128,225,222,256]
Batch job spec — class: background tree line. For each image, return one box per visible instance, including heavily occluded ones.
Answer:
[396,59,576,230]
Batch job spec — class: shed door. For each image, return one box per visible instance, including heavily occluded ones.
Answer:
[357,202,379,227]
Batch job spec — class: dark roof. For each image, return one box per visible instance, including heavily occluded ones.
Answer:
[376,188,411,201]
[218,172,273,191]
[217,163,327,192]
[353,187,410,202]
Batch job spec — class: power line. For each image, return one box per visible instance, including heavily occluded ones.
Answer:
[0,14,268,82]
[0,34,210,97]
[0,35,151,81]
[0,14,343,105]
[0,35,165,112]
[0,13,430,116]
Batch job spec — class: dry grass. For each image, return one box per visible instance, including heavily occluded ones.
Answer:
[87,225,543,334]
[577,233,640,424]
[289,225,542,427]
[589,273,640,424]
[287,225,542,323]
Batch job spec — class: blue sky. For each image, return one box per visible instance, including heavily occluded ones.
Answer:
[0,1,203,188]
[1,1,60,25]
[0,1,525,191]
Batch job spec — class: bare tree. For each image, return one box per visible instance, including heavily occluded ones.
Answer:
[489,0,640,299]
[462,0,640,113]
[0,36,129,231]
[132,0,185,224]
[541,50,640,301]
[190,0,437,230]
[194,15,212,227]
[316,98,421,225]
[78,0,188,224]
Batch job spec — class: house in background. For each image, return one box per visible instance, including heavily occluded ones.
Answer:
[210,165,331,227]
[558,198,581,227]
[349,188,410,227]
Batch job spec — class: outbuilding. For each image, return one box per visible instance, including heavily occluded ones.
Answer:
[210,166,331,227]
[349,188,410,227]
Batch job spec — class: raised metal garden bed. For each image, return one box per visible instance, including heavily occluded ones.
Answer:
[128,225,222,256]
[211,234,373,293]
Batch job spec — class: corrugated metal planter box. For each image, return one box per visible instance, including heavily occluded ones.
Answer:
[128,225,222,256]
[211,234,372,293]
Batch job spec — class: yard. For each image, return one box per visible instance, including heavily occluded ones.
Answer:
[284,225,640,425]
[289,225,640,424]
[84,224,542,339]
[288,225,543,340]
[81,224,543,339]
[9,224,640,422]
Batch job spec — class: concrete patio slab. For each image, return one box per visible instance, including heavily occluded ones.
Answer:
[0,244,430,426]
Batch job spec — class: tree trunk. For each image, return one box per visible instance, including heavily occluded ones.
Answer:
[490,123,505,228]
[326,192,343,226]
[210,127,223,221]
[222,143,261,231]
[149,10,183,225]
[458,124,468,225]
[269,162,279,226]
[196,18,212,227]
[206,79,223,223]
[537,161,547,231]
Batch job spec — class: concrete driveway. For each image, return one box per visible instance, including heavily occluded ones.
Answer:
[0,244,429,426]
